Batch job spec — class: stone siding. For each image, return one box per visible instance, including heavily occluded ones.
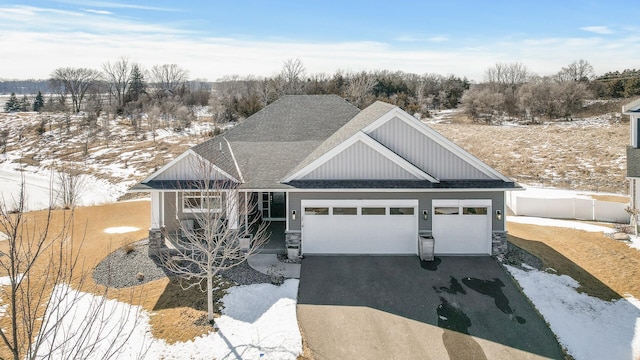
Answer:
[492,231,508,255]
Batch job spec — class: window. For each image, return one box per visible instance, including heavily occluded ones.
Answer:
[434,207,459,215]
[305,207,329,215]
[362,207,385,215]
[463,207,488,215]
[390,207,414,215]
[183,191,223,213]
[333,207,357,215]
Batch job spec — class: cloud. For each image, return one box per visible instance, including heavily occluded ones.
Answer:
[0,5,191,35]
[395,35,448,43]
[83,8,113,15]
[581,26,614,35]
[0,5,639,82]
[55,0,178,12]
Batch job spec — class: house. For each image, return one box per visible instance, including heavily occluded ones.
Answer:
[131,95,519,257]
[624,98,640,234]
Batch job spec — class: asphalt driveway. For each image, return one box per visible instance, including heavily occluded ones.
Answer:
[297,256,564,360]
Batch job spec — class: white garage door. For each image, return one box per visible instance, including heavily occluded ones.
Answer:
[301,199,418,255]
[432,199,492,255]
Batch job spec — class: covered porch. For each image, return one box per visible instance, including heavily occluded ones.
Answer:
[150,190,289,255]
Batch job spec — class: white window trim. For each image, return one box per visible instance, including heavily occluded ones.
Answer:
[182,191,224,213]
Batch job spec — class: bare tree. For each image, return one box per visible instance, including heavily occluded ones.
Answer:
[47,78,68,111]
[0,176,146,360]
[149,64,189,98]
[517,77,558,122]
[553,81,592,120]
[485,62,530,91]
[102,57,134,111]
[484,62,531,116]
[279,58,306,95]
[56,167,85,209]
[0,128,9,154]
[460,85,505,124]
[50,67,102,113]
[558,59,594,82]
[345,71,377,108]
[160,156,268,324]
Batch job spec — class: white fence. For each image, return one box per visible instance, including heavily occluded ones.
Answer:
[507,188,629,223]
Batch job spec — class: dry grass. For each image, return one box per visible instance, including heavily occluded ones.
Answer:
[583,194,629,203]
[507,221,640,301]
[0,200,223,357]
[431,116,628,194]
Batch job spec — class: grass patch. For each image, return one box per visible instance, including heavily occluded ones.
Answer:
[584,194,629,203]
[149,275,232,343]
[508,234,620,301]
[431,119,628,193]
[508,221,640,301]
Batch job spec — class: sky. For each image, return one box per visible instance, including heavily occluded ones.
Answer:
[0,0,638,82]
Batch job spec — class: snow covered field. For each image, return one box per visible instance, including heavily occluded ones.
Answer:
[0,159,127,211]
[1,277,302,360]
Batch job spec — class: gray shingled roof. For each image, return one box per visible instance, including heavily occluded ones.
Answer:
[192,95,360,189]
[135,95,516,191]
[284,101,396,179]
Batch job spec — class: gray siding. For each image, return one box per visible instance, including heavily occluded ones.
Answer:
[368,117,492,180]
[300,140,419,180]
[163,192,179,235]
[162,191,229,235]
[288,191,504,232]
[155,153,230,181]
[628,146,640,178]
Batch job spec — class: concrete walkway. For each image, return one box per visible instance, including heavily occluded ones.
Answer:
[247,254,301,279]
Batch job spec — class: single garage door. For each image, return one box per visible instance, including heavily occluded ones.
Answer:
[301,199,418,255]
[432,199,492,255]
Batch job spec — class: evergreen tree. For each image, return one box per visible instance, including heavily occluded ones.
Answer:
[33,90,44,112]
[3,92,20,112]
[126,65,146,103]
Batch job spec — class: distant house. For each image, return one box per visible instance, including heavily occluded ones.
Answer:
[624,99,640,234]
[132,95,519,257]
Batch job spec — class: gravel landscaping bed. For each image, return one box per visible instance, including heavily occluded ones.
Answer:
[93,239,271,288]
[501,242,543,270]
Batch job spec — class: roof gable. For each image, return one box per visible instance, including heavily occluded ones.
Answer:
[142,149,239,183]
[285,132,438,182]
[624,98,640,114]
[363,107,511,181]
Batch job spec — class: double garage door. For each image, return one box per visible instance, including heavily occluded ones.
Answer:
[301,198,493,255]
[302,199,418,255]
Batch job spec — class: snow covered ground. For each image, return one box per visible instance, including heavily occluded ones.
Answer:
[506,264,640,360]
[0,277,301,359]
[506,215,640,358]
[507,215,616,233]
[0,159,127,211]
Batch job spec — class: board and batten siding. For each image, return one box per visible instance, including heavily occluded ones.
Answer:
[368,116,492,180]
[153,152,229,181]
[300,140,420,180]
[288,191,505,232]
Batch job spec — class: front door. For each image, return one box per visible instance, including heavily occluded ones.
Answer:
[261,192,286,220]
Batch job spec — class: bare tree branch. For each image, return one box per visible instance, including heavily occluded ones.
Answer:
[50,67,102,114]
[159,155,268,324]
[0,174,147,360]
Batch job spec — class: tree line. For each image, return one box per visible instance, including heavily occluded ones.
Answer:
[460,60,628,124]
[3,58,640,128]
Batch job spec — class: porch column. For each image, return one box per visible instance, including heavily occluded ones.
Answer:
[227,190,239,230]
[151,191,162,229]
[149,191,166,256]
